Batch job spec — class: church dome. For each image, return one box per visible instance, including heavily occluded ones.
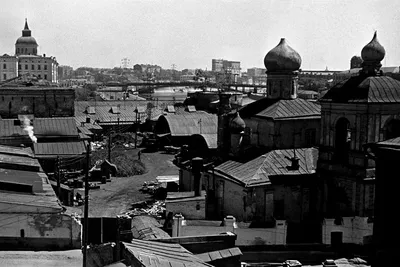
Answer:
[361,31,385,62]
[16,36,38,45]
[229,112,246,134]
[264,38,302,72]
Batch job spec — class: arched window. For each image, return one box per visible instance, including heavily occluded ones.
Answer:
[384,119,400,140]
[335,117,351,162]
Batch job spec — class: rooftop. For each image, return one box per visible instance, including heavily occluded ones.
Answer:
[33,141,87,157]
[214,147,318,187]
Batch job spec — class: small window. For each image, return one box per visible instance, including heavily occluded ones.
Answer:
[17,48,20,53]
[3,74,6,80]
[20,229,25,238]
[1,96,4,101]
[3,64,6,69]
[44,74,47,80]
[21,97,23,102]
[18,64,21,70]
[291,80,295,95]
[31,65,34,70]
[38,65,41,70]
[25,65,28,70]
[44,65,48,70]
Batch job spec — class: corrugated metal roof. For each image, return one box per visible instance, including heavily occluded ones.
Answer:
[239,98,321,120]
[0,145,33,157]
[192,134,218,149]
[122,241,212,267]
[195,247,242,262]
[33,117,79,137]
[33,141,87,156]
[131,216,171,240]
[0,120,27,137]
[77,126,95,135]
[159,111,218,136]
[214,147,318,187]
[321,75,400,103]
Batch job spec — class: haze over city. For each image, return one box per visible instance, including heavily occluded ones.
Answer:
[0,0,399,70]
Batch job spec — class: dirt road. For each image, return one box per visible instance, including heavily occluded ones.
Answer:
[81,150,178,217]
[0,250,82,267]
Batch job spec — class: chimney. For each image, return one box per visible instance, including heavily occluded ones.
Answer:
[81,122,85,127]
[172,214,185,237]
[191,157,203,197]
[291,156,300,170]
[86,117,91,123]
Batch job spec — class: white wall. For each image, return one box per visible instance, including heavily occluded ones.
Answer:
[322,217,373,245]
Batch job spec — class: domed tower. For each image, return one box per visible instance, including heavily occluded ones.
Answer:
[229,111,246,156]
[360,31,385,76]
[264,38,302,99]
[15,19,38,56]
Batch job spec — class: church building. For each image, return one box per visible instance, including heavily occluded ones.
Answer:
[0,19,58,83]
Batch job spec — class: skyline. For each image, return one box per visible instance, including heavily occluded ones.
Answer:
[0,0,399,71]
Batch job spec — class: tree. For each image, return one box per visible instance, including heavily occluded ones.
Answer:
[350,56,362,69]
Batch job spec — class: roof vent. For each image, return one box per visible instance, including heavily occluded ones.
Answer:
[290,156,299,170]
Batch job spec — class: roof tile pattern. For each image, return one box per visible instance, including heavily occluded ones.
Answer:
[160,111,218,136]
[33,141,86,156]
[214,147,318,187]
[33,117,78,136]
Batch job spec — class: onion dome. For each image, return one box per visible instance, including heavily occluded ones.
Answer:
[361,31,385,63]
[264,38,302,72]
[229,112,246,134]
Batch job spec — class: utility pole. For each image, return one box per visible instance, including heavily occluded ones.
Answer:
[135,109,138,149]
[108,130,111,162]
[56,156,60,200]
[82,143,91,267]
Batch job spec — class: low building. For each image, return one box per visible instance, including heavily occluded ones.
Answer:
[0,145,81,249]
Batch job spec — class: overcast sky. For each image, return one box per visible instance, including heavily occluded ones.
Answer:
[1,0,398,71]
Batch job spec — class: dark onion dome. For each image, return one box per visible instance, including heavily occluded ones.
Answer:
[361,31,385,63]
[229,112,246,134]
[264,38,302,72]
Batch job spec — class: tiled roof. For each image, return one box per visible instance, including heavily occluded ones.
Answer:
[214,147,318,187]
[158,111,218,136]
[33,117,78,137]
[33,141,87,156]
[239,98,321,120]
[122,241,212,267]
[321,75,400,103]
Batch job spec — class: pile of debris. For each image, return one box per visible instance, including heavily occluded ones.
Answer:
[91,141,106,151]
[140,181,161,194]
[124,200,165,218]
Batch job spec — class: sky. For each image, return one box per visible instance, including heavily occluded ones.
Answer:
[0,0,399,71]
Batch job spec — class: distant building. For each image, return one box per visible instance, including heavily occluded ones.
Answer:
[58,65,73,80]
[0,19,58,83]
[212,59,241,77]
[133,64,162,74]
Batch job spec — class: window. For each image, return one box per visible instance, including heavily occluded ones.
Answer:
[38,65,41,70]
[291,80,295,95]
[3,74,6,80]
[44,74,47,80]
[20,229,25,238]
[3,64,6,69]
[305,128,317,146]
[18,64,21,70]
[25,65,28,70]
[17,48,20,53]
[384,119,400,140]
[38,75,41,78]
[335,117,351,162]
[32,65,34,70]
[268,81,272,96]
[21,97,23,102]
[44,65,47,70]
[1,96,4,101]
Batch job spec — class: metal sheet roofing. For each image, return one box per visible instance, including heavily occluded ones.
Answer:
[0,145,33,157]
[239,98,321,120]
[33,117,79,137]
[131,215,171,240]
[33,141,87,156]
[122,241,212,267]
[0,120,27,137]
[214,147,318,187]
[321,75,400,103]
[192,134,218,149]
[159,112,218,136]
[195,247,242,263]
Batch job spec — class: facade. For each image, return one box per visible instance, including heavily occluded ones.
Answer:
[318,32,400,218]
[212,59,241,76]
[0,19,58,83]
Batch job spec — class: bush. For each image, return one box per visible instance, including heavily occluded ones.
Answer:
[91,148,147,177]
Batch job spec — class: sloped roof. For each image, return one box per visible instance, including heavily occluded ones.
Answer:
[0,145,33,157]
[192,134,218,149]
[33,117,78,137]
[195,247,242,263]
[159,111,218,136]
[376,136,400,147]
[131,215,170,240]
[0,120,28,137]
[214,147,318,187]
[239,98,321,120]
[33,141,87,156]
[122,241,212,267]
[321,75,400,103]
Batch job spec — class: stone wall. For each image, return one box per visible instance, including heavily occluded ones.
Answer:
[0,87,74,118]
[0,212,81,249]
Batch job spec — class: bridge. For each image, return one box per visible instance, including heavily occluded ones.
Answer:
[98,81,267,94]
